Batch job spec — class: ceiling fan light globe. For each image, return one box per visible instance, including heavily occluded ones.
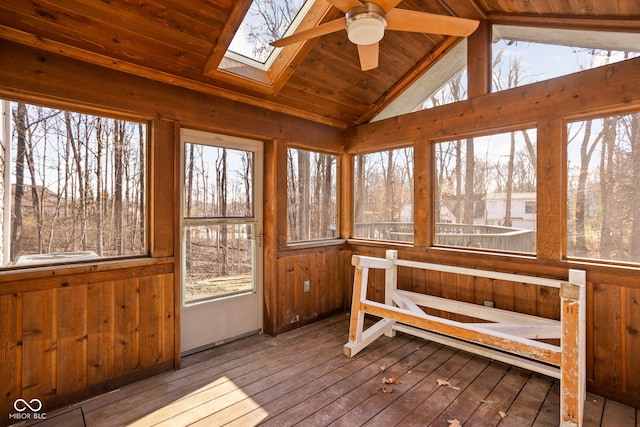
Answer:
[347,17,386,45]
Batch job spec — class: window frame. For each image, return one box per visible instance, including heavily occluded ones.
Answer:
[0,98,151,270]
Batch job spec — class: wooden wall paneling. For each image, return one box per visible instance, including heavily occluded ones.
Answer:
[56,285,88,396]
[86,281,115,385]
[538,286,560,320]
[138,276,162,367]
[474,277,495,309]
[280,256,296,327]
[21,289,55,401]
[161,274,175,363]
[440,272,458,321]
[343,249,354,311]
[537,118,565,260]
[586,280,595,384]
[493,279,516,312]
[456,275,477,323]
[592,283,624,391]
[514,282,538,316]
[625,287,640,401]
[295,255,311,321]
[316,251,328,315]
[113,279,140,376]
[0,293,21,419]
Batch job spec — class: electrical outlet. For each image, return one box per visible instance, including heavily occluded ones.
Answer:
[484,300,495,308]
[304,280,310,292]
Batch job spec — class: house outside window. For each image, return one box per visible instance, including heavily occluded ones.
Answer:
[434,129,537,253]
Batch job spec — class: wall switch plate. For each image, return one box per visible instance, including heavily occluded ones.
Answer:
[304,280,310,292]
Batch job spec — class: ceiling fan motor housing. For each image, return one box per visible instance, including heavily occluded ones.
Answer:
[345,2,387,45]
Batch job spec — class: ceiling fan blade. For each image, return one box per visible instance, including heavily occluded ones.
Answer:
[270,18,345,47]
[357,43,379,71]
[370,0,403,13]
[327,0,364,13]
[386,9,479,37]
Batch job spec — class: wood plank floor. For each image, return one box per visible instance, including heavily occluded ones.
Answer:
[34,315,639,426]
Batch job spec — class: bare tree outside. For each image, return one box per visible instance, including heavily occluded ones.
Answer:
[230,0,306,63]
[287,148,337,242]
[182,143,256,303]
[1,101,146,266]
[353,148,414,242]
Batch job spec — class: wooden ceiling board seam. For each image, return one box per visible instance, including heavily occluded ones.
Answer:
[76,0,227,43]
[280,74,376,116]
[35,0,215,52]
[0,4,212,72]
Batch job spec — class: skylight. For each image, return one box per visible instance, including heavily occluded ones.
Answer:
[226,0,315,70]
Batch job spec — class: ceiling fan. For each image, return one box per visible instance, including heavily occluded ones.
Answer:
[271,0,479,71]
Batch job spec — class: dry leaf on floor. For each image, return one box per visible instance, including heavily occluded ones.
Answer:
[379,365,386,372]
[382,377,401,384]
[407,370,412,374]
[448,419,462,427]
[498,410,507,419]
[481,399,496,405]
[380,386,393,393]
[371,388,378,396]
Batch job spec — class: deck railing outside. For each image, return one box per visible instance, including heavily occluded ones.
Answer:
[353,222,535,253]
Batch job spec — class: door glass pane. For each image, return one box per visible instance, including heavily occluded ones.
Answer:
[184,144,254,218]
[184,223,255,304]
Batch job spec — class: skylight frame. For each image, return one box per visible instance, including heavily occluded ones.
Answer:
[225,0,318,72]
[205,0,334,94]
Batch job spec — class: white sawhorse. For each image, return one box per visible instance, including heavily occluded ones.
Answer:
[344,250,586,427]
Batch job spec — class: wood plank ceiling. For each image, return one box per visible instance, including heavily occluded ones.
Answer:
[0,0,639,129]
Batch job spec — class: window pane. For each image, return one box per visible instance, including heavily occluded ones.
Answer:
[353,148,414,242]
[567,113,640,263]
[226,0,311,65]
[184,223,255,303]
[0,101,146,267]
[184,144,253,218]
[435,130,537,253]
[373,41,467,121]
[492,26,640,92]
[287,148,337,242]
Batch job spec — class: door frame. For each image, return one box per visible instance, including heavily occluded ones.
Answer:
[178,128,264,355]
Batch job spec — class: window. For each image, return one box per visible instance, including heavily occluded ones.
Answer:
[287,148,337,242]
[181,130,262,303]
[226,0,313,69]
[492,26,640,92]
[373,41,468,121]
[353,148,413,242]
[435,129,537,253]
[525,200,537,215]
[0,100,146,267]
[567,112,640,264]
